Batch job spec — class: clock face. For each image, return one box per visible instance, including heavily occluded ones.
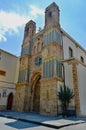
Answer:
[42,48,48,58]
[35,57,42,66]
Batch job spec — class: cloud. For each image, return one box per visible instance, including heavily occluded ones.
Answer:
[29,5,44,18]
[0,10,29,42]
[0,5,44,42]
[0,33,7,42]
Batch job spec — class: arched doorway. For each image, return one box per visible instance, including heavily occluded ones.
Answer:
[7,93,13,110]
[31,73,41,113]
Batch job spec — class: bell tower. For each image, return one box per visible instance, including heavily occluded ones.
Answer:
[15,20,36,112]
[41,2,63,116]
[24,20,36,42]
[21,20,36,56]
[45,2,60,29]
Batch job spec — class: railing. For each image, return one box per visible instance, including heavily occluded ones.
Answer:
[57,105,76,117]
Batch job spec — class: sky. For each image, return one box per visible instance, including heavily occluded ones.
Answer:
[0,0,86,56]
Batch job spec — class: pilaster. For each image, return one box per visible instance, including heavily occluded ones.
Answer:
[72,61,80,116]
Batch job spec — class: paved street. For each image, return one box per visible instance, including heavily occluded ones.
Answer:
[0,111,86,130]
[60,123,86,130]
[0,116,86,130]
[0,117,53,130]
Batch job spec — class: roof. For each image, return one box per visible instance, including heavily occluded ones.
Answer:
[0,49,18,58]
[61,28,86,53]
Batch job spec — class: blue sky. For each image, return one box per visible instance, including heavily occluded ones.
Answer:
[0,0,86,56]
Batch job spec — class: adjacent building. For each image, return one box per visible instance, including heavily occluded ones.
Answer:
[0,49,19,110]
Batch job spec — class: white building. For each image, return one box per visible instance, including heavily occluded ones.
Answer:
[0,49,19,110]
[62,29,86,116]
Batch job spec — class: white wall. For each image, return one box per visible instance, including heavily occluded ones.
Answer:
[62,35,86,64]
[77,64,86,115]
[0,50,19,83]
[0,86,15,105]
[63,60,86,115]
[0,50,19,108]
[64,62,74,89]
[62,33,86,115]
[63,62,74,106]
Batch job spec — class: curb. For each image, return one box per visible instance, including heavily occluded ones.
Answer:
[0,114,86,129]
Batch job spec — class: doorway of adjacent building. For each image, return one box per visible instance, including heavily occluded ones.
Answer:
[31,73,41,113]
[7,93,13,110]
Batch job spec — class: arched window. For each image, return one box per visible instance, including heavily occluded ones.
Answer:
[42,42,43,48]
[34,46,36,54]
[0,52,1,60]
[0,93,1,99]
[69,47,73,58]
[48,11,52,17]
[3,90,7,97]
[37,42,40,52]
[80,56,84,63]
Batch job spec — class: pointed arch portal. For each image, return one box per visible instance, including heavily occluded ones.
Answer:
[31,72,41,113]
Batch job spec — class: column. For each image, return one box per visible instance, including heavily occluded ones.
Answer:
[54,57,57,77]
[72,62,80,116]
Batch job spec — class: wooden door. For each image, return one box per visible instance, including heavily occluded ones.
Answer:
[7,93,13,110]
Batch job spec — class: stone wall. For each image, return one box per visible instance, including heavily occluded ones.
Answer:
[72,62,80,116]
[40,78,58,116]
[15,84,27,111]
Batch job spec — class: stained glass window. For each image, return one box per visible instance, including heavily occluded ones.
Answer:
[18,69,26,83]
[56,60,62,78]
[43,59,54,78]
[21,45,29,56]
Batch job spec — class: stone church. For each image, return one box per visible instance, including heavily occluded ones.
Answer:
[15,2,86,116]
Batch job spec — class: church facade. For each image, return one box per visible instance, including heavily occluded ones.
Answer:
[15,2,86,116]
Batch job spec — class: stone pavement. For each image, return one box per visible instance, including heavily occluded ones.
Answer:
[0,111,86,129]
